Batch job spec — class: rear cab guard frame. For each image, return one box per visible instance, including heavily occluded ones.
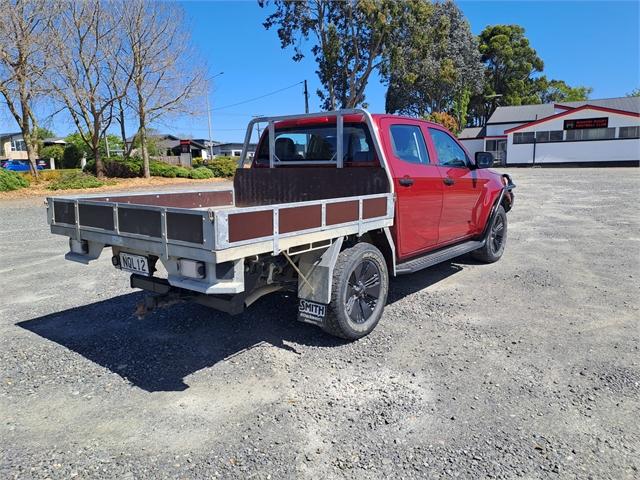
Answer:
[239,109,396,198]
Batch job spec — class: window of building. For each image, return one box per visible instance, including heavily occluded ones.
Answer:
[10,139,26,151]
[429,128,468,168]
[513,132,535,144]
[566,128,616,141]
[536,131,549,143]
[486,139,498,151]
[389,125,430,165]
[619,126,640,139]
[549,130,564,141]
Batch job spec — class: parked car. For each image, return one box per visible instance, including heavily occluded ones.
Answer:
[3,159,43,171]
[46,109,515,340]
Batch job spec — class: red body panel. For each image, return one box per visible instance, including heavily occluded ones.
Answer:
[372,115,504,261]
[252,113,505,263]
[377,116,443,257]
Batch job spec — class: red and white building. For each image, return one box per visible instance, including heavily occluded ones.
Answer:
[459,97,640,166]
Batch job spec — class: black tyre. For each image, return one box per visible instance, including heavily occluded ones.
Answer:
[473,204,507,263]
[322,242,389,340]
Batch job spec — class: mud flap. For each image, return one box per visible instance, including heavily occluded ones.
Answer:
[297,299,328,326]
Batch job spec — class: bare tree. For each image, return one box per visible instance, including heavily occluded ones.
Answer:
[49,0,129,178]
[0,0,55,177]
[120,0,205,177]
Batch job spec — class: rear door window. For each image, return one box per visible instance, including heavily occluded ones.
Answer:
[389,125,430,165]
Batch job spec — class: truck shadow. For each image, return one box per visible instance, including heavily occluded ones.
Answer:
[17,260,465,393]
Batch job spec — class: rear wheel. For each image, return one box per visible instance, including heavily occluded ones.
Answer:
[322,243,389,340]
[473,205,507,263]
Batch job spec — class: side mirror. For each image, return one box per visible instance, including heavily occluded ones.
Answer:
[475,151,494,169]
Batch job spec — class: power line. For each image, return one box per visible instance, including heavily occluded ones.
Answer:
[212,81,304,111]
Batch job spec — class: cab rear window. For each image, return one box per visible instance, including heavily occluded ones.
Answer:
[255,123,377,166]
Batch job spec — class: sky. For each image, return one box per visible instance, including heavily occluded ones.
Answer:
[2,0,639,142]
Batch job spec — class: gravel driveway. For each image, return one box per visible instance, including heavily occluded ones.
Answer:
[0,168,638,479]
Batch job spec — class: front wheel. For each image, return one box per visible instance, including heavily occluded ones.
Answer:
[322,242,389,340]
[473,204,507,263]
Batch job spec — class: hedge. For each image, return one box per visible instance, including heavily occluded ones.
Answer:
[47,171,105,190]
[190,166,214,179]
[84,157,142,178]
[0,169,30,192]
[205,156,238,177]
[83,156,235,179]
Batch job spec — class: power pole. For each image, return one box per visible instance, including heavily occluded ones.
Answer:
[304,79,309,113]
[206,93,214,159]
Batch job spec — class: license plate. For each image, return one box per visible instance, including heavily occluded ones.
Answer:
[298,299,327,325]
[119,252,149,275]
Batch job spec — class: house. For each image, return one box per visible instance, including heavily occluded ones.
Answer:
[212,142,257,159]
[459,96,640,167]
[0,132,28,161]
[126,133,208,164]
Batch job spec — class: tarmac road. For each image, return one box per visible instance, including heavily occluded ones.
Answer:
[0,168,638,479]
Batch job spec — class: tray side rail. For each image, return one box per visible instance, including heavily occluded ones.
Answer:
[48,197,216,260]
[214,192,394,257]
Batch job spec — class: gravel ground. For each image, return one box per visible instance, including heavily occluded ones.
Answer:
[0,168,638,479]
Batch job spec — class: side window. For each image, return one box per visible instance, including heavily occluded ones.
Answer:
[429,128,469,168]
[389,125,430,165]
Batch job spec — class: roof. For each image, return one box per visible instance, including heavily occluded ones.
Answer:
[487,104,556,124]
[0,132,22,138]
[504,104,640,134]
[488,96,640,124]
[43,137,66,144]
[558,96,640,114]
[458,127,485,139]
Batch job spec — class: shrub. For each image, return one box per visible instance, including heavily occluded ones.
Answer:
[0,169,30,192]
[149,160,179,178]
[47,171,105,190]
[174,166,191,178]
[40,145,65,168]
[84,156,142,178]
[206,156,238,177]
[39,169,82,182]
[62,143,83,168]
[190,166,214,179]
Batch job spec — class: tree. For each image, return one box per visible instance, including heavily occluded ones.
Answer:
[40,145,64,167]
[385,0,482,117]
[627,88,640,97]
[62,143,82,169]
[263,0,423,110]
[49,0,129,178]
[535,77,591,103]
[425,111,459,134]
[65,131,123,161]
[469,24,544,124]
[34,127,55,140]
[452,87,471,131]
[120,0,205,177]
[0,0,55,177]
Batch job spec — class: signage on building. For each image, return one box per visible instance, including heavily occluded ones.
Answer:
[563,117,608,130]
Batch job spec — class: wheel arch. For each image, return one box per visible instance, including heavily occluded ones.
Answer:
[357,228,397,276]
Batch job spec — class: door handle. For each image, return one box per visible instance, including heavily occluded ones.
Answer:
[399,176,414,187]
[443,177,455,186]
